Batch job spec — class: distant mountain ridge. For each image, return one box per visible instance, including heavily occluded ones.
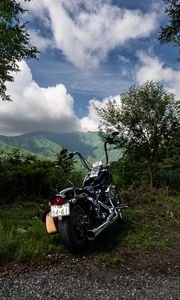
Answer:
[0,133,62,158]
[0,131,121,162]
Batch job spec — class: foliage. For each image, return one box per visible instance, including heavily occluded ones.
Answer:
[158,0,180,59]
[97,81,180,188]
[0,149,81,203]
[111,155,148,188]
[111,127,180,190]
[155,127,180,190]
[0,0,38,101]
[57,148,76,173]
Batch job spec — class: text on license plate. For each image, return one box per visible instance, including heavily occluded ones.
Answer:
[51,203,70,217]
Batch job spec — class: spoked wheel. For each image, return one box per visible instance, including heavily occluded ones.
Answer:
[58,204,89,252]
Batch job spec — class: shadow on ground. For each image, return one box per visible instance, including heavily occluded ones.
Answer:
[81,218,133,255]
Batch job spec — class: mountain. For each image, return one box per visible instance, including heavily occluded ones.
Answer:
[0,133,62,159]
[0,131,122,162]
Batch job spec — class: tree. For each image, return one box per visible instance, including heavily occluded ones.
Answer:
[96,81,180,188]
[158,0,180,59]
[156,126,180,190]
[0,0,38,101]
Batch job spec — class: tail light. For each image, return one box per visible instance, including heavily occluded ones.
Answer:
[52,196,64,205]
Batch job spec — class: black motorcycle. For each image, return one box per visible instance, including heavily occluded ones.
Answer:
[43,132,127,252]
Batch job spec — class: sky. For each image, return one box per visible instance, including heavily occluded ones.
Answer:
[0,0,180,136]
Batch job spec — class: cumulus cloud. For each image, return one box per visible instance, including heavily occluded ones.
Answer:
[22,0,160,69]
[80,96,121,132]
[80,99,103,132]
[135,51,180,99]
[0,60,120,135]
[0,62,81,135]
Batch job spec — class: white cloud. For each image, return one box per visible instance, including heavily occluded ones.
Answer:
[0,61,121,136]
[23,0,160,69]
[135,51,180,99]
[80,96,121,132]
[0,62,81,135]
[80,99,103,132]
[28,29,53,51]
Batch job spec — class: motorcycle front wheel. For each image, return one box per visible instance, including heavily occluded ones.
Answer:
[58,203,89,252]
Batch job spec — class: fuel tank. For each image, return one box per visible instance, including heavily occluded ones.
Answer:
[83,169,112,190]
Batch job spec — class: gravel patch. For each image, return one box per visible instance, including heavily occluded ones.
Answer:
[0,264,179,300]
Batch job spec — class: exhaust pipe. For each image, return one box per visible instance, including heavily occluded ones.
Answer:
[87,211,118,240]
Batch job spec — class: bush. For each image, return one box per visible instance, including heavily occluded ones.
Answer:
[0,149,81,204]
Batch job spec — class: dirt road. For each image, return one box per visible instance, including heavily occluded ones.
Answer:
[0,260,179,300]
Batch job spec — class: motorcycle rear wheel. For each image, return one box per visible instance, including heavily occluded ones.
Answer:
[58,203,89,252]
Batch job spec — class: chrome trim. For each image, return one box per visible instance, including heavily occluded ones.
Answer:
[87,210,118,240]
[98,200,110,211]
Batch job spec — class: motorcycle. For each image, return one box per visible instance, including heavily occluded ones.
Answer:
[42,132,127,252]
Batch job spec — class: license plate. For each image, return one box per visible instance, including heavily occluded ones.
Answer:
[50,203,70,217]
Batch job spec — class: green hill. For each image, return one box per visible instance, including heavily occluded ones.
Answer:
[32,131,121,162]
[0,139,37,158]
[0,134,62,159]
[0,131,122,162]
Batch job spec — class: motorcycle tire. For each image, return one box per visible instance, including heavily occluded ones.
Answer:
[58,203,89,252]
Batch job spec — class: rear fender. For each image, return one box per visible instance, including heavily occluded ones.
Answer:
[42,208,50,222]
[46,213,58,234]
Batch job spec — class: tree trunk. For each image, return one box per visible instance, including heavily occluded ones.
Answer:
[147,160,153,189]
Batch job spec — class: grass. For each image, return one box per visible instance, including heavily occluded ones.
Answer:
[0,203,64,263]
[94,189,180,266]
[0,189,179,266]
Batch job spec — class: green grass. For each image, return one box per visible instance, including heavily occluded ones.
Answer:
[96,189,180,265]
[0,189,179,264]
[0,204,64,263]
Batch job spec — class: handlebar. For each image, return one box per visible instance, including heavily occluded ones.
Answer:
[63,151,91,171]
[104,131,119,165]
[61,131,119,169]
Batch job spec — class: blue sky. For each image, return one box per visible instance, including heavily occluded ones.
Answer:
[0,0,179,135]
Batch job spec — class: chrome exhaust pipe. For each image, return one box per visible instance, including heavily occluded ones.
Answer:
[87,211,118,240]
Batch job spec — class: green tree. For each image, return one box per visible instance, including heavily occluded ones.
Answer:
[0,0,38,101]
[97,81,180,188]
[156,127,180,190]
[57,148,75,173]
[158,0,180,59]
